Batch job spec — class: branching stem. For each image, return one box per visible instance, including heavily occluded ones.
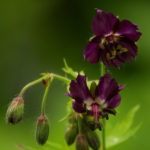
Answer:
[19,73,70,97]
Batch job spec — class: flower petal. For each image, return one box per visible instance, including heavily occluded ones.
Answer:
[68,74,91,103]
[100,50,112,67]
[107,94,121,108]
[96,73,120,101]
[92,9,118,36]
[119,39,138,58]
[111,58,122,68]
[84,40,100,63]
[116,20,142,42]
[72,101,86,113]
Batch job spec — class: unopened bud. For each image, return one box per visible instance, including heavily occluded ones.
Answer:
[65,123,78,145]
[90,82,97,97]
[87,121,97,131]
[76,134,89,150]
[6,97,24,124]
[35,115,49,145]
[85,130,100,150]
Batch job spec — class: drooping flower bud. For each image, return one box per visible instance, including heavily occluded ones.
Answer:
[35,115,49,145]
[85,130,101,150]
[6,97,24,124]
[76,134,89,150]
[65,123,78,145]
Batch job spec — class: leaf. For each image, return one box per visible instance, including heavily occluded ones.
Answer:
[62,58,78,78]
[16,141,62,150]
[106,105,141,149]
[62,58,85,78]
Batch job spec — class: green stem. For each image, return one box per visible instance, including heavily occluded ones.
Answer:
[52,73,71,84]
[100,62,106,150]
[77,115,83,134]
[102,118,106,150]
[41,78,52,115]
[100,61,105,76]
[19,75,50,97]
[19,73,70,97]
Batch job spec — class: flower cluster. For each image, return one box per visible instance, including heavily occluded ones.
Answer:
[84,9,141,68]
[64,9,141,150]
[6,8,142,150]
[67,73,124,121]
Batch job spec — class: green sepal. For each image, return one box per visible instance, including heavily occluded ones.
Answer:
[6,97,24,124]
[65,123,78,145]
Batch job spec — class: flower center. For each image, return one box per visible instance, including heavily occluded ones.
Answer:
[99,33,120,50]
[84,98,107,121]
[106,44,128,61]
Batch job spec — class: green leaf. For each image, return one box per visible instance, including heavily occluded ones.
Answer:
[62,58,85,78]
[106,105,141,149]
[16,141,62,150]
[62,58,78,78]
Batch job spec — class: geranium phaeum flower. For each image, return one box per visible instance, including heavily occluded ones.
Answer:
[84,9,142,68]
[67,73,124,121]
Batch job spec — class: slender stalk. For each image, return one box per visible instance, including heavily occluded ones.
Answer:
[100,62,106,150]
[100,61,105,76]
[77,115,83,134]
[102,118,106,150]
[41,78,52,115]
[19,73,70,97]
[19,75,50,97]
[52,73,71,84]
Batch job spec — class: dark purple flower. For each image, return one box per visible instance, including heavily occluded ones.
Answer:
[84,9,142,68]
[67,73,124,121]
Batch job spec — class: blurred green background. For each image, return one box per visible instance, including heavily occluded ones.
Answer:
[0,0,149,149]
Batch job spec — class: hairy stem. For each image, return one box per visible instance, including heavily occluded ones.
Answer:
[51,73,71,84]
[77,115,83,134]
[102,118,106,150]
[19,75,50,97]
[41,78,52,115]
[19,73,70,97]
[100,62,106,150]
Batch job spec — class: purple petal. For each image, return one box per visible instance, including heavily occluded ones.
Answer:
[119,39,138,58]
[92,9,118,36]
[84,40,100,64]
[107,94,121,108]
[111,58,122,68]
[100,50,112,67]
[116,20,142,42]
[68,74,91,103]
[72,101,86,113]
[117,52,132,63]
[96,73,120,101]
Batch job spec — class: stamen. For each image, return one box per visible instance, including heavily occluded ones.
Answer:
[92,104,99,122]
[106,53,111,60]
[99,39,105,50]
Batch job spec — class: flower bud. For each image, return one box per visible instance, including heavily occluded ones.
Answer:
[90,82,97,97]
[87,121,97,131]
[85,130,100,150]
[6,97,24,124]
[65,123,78,145]
[35,115,49,145]
[76,134,89,150]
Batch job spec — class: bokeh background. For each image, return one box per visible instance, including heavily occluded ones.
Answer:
[0,0,149,149]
